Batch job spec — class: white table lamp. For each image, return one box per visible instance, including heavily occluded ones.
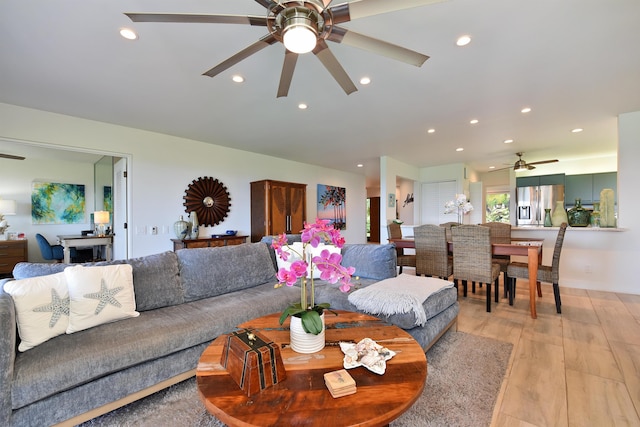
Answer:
[0,199,17,237]
[94,211,110,237]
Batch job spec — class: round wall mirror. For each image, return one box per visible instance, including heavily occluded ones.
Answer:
[183,177,231,226]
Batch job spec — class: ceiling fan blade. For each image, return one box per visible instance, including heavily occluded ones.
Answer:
[125,13,269,27]
[328,27,428,67]
[203,34,278,78]
[489,165,514,172]
[527,159,559,166]
[313,40,357,95]
[331,0,448,24]
[0,153,25,160]
[254,0,277,9]
[277,50,299,98]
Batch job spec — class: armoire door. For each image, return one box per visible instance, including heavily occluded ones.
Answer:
[288,184,306,234]
[269,182,289,235]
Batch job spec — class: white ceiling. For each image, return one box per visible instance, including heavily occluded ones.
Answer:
[1,0,638,187]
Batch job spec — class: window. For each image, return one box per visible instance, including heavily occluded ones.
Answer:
[486,191,510,223]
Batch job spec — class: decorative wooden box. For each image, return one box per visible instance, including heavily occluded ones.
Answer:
[220,328,286,396]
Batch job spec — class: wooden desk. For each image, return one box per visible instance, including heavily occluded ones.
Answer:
[57,235,113,264]
[0,239,28,277]
[171,235,248,251]
[389,237,544,319]
[197,311,427,427]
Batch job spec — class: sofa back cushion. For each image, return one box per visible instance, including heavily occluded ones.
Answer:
[260,234,303,271]
[177,243,277,302]
[125,251,184,311]
[341,244,397,280]
[12,262,70,279]
[12,251,183,311]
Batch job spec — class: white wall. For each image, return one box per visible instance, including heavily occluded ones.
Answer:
[0,103,367,259]
[379,156,420,242]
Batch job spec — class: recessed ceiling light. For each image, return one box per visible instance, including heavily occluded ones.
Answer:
[521,107,532,113]
[232,75,244,83]
[489,166,496,169]
[298,103,308,110]
[119,28,138,40]
[357,164,363,168]
[504,139,514,144]
[360,77,371,85]
[427,128,435,134]
[456,148,464,152]
[470,119,479,124]
[456,35,471,46]
[571,128,583,133]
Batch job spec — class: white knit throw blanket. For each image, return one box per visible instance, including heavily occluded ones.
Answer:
[348,274,454,326]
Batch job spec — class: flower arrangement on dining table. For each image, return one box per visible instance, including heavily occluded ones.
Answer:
[444,194,474,224]
[271,219,357,335]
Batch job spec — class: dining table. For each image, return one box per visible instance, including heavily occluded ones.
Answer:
[389,237,544,319]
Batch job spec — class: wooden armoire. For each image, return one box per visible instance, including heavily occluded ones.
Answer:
[250,180,307,242]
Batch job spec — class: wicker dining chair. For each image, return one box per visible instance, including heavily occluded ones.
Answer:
[387,222,416,274]
[414,224,452,280]
[439,222,459,243]
[481,222,512,297]
[451,225,501,312]
[506,223,568,313]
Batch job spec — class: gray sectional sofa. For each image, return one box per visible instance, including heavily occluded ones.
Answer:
[1,241,458,427]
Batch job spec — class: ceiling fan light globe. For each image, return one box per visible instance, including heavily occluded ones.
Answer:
[283,24,317,53]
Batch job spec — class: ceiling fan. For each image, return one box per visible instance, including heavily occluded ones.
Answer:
[492,152,558,172]
[0,153,25,161]
[125,0,445,97]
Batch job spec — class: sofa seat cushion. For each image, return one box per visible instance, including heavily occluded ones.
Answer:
[347,275,455,327]
[177,243,277,302]
[312,279,458,330]
[11,281,299,410]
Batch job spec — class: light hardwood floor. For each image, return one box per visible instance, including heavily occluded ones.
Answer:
[450,277,640,426]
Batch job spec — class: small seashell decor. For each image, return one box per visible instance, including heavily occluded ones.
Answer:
[340,337,396,375]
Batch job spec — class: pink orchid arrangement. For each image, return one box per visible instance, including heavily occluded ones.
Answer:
[272,218,356,335]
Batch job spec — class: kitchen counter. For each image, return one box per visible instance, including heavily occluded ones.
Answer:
[513,226,625,232]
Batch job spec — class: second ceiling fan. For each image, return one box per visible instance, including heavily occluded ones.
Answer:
[493,152,559,172]
[125,0,445,97]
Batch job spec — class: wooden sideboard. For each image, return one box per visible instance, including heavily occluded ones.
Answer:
[0,239,28,277]
[171,235,248,251]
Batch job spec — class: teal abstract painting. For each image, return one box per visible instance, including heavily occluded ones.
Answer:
[32,182,86,224]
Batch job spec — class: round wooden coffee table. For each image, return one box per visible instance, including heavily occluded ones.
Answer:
[196,310,427,427]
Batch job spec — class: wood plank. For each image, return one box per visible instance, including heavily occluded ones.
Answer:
[566,369,640,426]
[609,340,640,417]
[499,338,568,427]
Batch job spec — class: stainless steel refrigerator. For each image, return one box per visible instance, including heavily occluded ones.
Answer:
[516,185,565,226]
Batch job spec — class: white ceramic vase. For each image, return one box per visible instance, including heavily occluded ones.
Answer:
[289,312,325,354]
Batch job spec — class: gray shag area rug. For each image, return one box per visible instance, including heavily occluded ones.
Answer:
[79,331,512,427]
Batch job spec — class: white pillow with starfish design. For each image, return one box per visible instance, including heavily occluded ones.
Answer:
[64,264,139,333]
[3,272,69,351]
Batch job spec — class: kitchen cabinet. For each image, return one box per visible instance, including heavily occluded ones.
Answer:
[0,239,28,278]
[250,180,307,242]
[516,174,565,187]
[565,172,617,206]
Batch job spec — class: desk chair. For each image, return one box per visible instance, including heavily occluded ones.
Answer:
[507,223,568,313]
[36,233,74,263]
